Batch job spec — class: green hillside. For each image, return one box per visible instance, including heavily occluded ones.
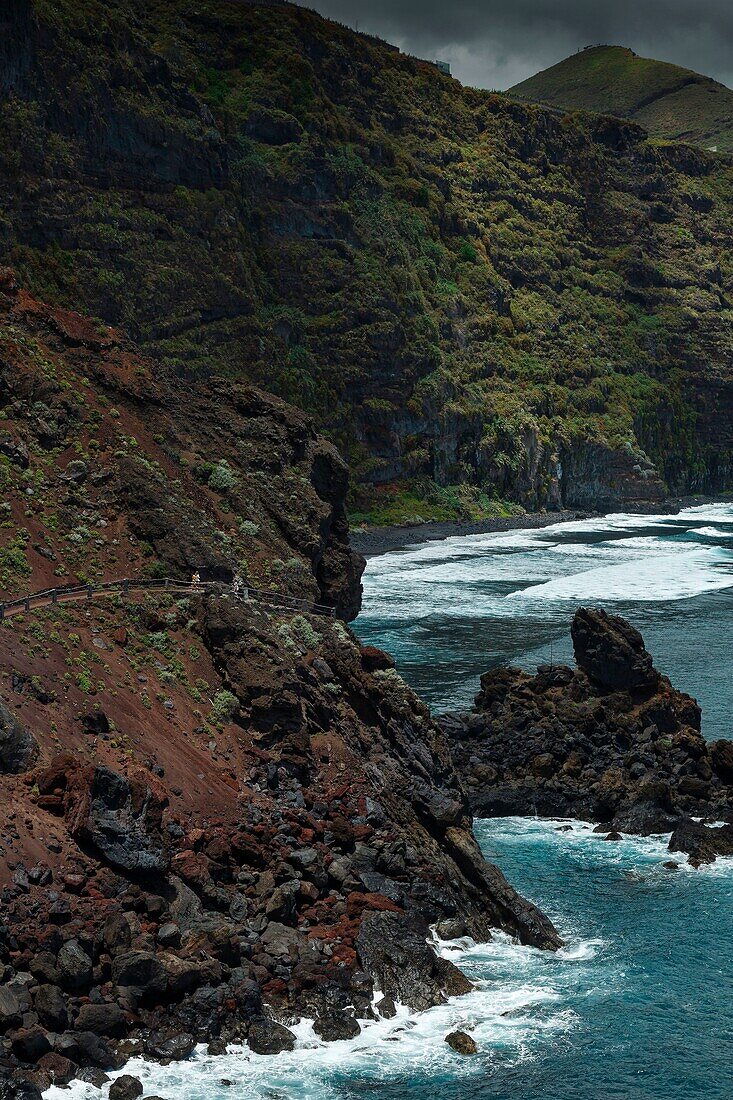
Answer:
[510,46,733,153]
[2,6,733,524]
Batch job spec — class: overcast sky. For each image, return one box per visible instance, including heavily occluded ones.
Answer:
[306,0,733,90]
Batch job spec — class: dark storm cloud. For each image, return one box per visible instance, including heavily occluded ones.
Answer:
[306,0,733,90]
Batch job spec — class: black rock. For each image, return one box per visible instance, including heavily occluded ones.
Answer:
[56,940,93,990]
[0,987,22,1032]
[77,767,168,874]
[246,1019,296,1055]
[356,911,472,1013]
[445,1030,477,1055]
[0,1075,43,1100]
[111,951,166,1003]
[0,702,38,774]
[10,1025,52,1063]
[668,818,733,867]
[33,985,68,1031]
[76,1067,111,1087]
[75,1002,126,1037]
[109,1075,143,1100]
[145,1032,196,1063]
[571,608,659,691]
[313,1012,361,1041]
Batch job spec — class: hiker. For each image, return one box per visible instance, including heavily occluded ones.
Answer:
[232,572,248,599]
[191,570,201,589]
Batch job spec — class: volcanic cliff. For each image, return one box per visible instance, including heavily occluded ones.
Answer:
[0,273,559,1094]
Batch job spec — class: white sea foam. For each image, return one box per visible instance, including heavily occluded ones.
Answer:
[506,546,733,603]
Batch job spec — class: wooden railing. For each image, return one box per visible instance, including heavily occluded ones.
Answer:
[0,577,337,621]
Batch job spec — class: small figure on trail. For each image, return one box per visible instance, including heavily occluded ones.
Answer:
[232,572,248,599]
[191,570,201,589]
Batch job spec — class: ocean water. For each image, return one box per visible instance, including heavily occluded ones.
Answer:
[47,505,733,1100]
[355,503,733,737]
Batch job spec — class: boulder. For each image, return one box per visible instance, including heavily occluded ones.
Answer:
[445,1030,477,1055]
[68,766,168,875]
[571,608,659,691]
[611,784,680,836]
[10,1026,52,1063]
[313,1012,361,1042]
[56,940,93,990]
[710,740,733,782]
[0,987,22,1032]
[76,1067,110,1087]
[144,1032,196,1063]
[246,1019,296,1055]
[33,985,68,1031]
[74,1002,126,1037]
[109,1075,143,1100]
[111,951,166,1003]
[0,702,38,774]
[36,1054,76,1087]
[0,1076,43,1100]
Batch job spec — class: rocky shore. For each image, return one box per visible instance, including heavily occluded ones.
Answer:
[0,276,560,1097]
[441,608,733,866]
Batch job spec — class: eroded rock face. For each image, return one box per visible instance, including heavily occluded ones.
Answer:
[356,911,473,1013]
[443,608,730,836]
[0,702,38,774]
[571,608,659,691]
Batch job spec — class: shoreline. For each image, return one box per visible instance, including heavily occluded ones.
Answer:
[349,494,732,557]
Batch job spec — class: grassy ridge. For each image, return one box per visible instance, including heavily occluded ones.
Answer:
[1,6,733,522]
[510,46,733,152]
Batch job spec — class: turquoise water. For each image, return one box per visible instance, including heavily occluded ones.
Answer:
[49,505,733,1100]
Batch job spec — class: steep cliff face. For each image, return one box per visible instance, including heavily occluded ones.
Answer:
[1,2,733,520]
[0,277,560,1091]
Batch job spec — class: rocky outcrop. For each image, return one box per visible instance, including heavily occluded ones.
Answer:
[0,702,37,774]
[443,608,733,842]
[356,912,473,1013]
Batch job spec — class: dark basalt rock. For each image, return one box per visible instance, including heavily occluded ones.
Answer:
[571,608,659,691]
[444,609,733,841]
[0,1076,43,1100]
[313,1012,361,1042]
[445,1030,477,1055]
[668,819,733,867]
[71,766,169,875]
[144,1032,196,1063]
[109,1076,143,1100]
[356,911,473,1013]
[0,702,38,774]
[246,1019,296,1055]
[611,783,681,836]
[710,740,733,782]
[74,1003,126,1037]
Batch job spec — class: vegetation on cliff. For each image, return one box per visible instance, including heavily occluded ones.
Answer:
[510,45,733,153]
[2,2,733,521]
